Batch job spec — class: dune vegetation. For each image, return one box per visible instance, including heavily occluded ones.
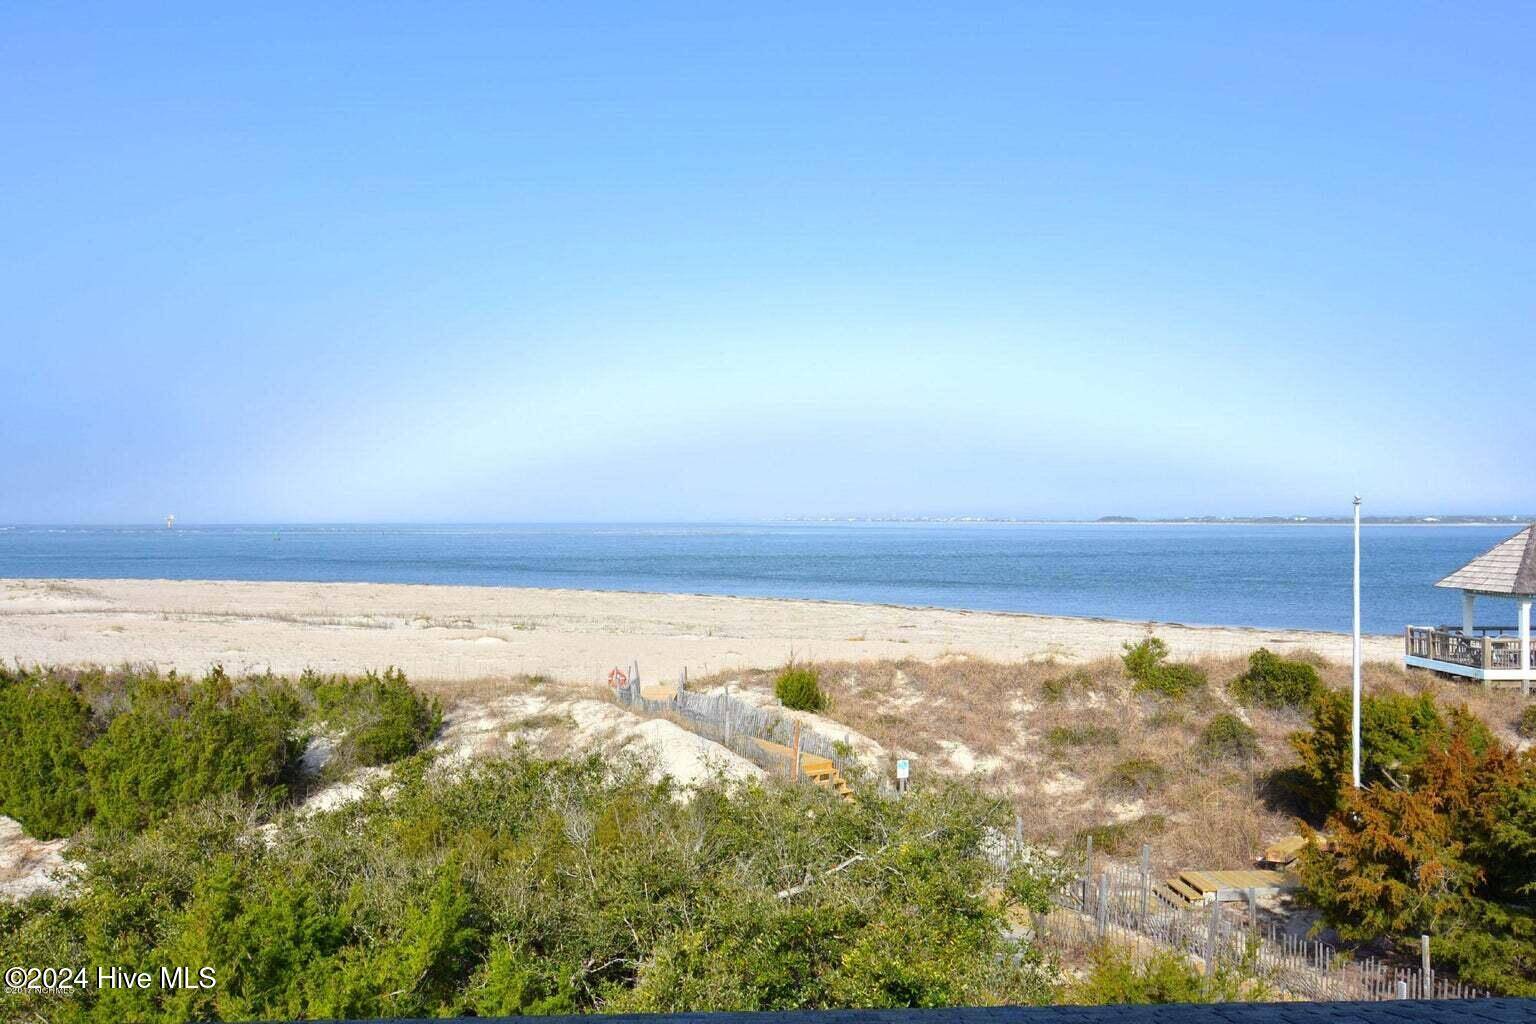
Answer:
[2,648,1533,1019]
[0,665,440,840]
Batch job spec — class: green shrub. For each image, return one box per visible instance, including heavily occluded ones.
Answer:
[1041,669,1093,702]
[1069,943,1262,1004]
[1198,713,1259,764]
[1074,814,1166,856]
[1121,637,1169,684]
[0,665,444,841]
[1298,724,1536,996]
[1516,704,1536,740]
[0,753,1060,1021]
[774,666,827,713]
[1228,648,1320,710]
[0,669,96,839]
[1288,688,1493,819]
[1149,662,1206,697]
[83,668,303,833]
[1102,758,1167,796]
[1047,725,1119,749]
[304,668,442,767]
[1121,637,1206,698]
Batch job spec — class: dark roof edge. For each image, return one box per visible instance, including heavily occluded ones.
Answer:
[1516,526,1536,594]
[284,997,1536,1024]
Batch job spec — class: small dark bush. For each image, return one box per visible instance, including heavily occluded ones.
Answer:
[1074,814,1167,856]
[1517,704,1536,740]
[774,666,827,713]
[1228,648,1321,710]
[1121,637,1206,699]
[0,669,96,839]
[1041,669,1093,702]
[1102,757,1168,796]
[1198,713,1259,764]
[1047,725,1119,749]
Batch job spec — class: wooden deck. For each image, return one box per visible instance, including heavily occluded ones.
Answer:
[1404,625,1535,686]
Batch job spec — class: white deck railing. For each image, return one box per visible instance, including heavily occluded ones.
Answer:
[1404,625,1535,671]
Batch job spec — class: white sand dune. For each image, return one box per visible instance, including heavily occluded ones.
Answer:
[0,816,68,900]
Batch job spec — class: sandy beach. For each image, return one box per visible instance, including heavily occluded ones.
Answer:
[0,577,1402,682]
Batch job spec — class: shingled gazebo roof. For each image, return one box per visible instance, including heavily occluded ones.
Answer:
[1436,525,1536,596]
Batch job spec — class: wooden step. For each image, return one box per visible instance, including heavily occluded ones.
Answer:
[1165,876,1204,904]
[1176,868,1292,902]
[748,737,854,802]
[1177,870,1221,894]
[823,769,855,803]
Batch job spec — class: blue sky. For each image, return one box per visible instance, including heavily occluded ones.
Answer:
[3,3,1532,523]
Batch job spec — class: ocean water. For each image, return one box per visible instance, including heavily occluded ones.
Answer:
[0,522,1522,635]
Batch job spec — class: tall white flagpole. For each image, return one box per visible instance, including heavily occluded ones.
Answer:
[1352,495,1362,789]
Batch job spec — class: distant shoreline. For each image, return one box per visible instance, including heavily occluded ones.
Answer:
[773,517,1530,527]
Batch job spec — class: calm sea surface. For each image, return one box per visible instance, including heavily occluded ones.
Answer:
[0,523,1523,635]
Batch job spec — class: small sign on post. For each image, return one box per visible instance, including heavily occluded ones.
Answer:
[895,758,910,794]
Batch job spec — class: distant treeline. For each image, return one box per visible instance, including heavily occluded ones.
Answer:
[1095,515,1533,525]
[774,515,1532,525]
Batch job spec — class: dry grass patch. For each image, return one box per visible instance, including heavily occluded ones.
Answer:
[489,651,1531,877]
[696,654,1297,873]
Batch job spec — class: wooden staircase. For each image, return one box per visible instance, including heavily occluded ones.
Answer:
[751,738,855,802]
[1155,868,1294,909]
[801,759,856,802]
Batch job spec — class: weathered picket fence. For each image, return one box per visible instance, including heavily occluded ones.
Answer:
[612,665,855,772]
[1042,846,1490,1001]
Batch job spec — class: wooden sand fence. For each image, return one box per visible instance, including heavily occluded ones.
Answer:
[613,667,856,773]
[1037,844,1491,1001]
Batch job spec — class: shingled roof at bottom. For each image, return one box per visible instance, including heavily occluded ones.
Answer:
[1436,525,1536,595]
[293,999,1536,1024]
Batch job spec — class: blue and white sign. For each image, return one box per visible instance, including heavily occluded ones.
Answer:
[896,759,910,781]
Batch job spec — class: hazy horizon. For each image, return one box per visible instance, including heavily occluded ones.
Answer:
[5,4,1532,523]
[4,513,1532,528]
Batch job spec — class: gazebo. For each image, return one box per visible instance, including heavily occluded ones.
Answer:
[1403,524,1535,695]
